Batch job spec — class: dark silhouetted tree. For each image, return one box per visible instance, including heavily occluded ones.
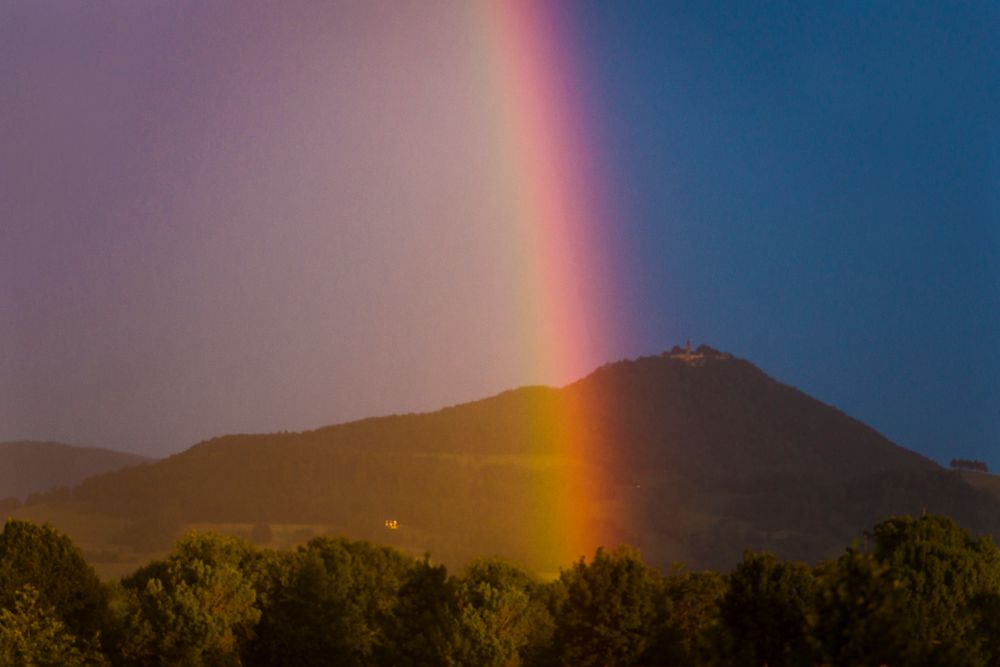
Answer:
[717,551,815,667]
[548,546,659,667]
[380,557,465,667]
[810,549,914,666]
[247,536,413,667]
[643,566,726,666]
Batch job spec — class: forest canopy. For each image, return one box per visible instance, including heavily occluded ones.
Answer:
[2,514,1000,666]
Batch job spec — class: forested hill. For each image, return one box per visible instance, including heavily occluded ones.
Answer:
[0,441,150,502]
[27,348,1000,573]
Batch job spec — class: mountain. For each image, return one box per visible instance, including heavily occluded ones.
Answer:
[0,441,151,503]
[16,348,1000,575]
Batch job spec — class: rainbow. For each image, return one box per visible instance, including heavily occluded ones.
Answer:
[476,1,621,569]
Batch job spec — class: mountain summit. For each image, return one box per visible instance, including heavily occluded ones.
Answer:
[20,348,999,573]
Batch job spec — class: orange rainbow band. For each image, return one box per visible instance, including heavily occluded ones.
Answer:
[479,0,616,569]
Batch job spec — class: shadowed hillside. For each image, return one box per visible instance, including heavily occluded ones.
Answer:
[20,348,1000,574]
[0,441,150,503]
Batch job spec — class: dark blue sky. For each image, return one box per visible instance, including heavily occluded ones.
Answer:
[570,1,999,467]
[1,1,997,466]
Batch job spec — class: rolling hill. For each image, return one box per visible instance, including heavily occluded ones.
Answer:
[0,441,150,503]
[16,347,999,575]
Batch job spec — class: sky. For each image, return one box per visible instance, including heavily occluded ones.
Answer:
[1,1,997,466]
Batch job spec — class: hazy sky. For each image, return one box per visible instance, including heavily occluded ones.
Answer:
[2,1,997,465]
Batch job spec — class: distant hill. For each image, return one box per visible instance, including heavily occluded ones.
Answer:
[18,349,1000,574]
[0,441,150,503]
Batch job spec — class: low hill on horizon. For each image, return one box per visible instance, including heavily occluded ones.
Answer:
[17,347,1000,575]
[0,441,151,504]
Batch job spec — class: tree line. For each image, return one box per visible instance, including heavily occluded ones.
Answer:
[3,514,1000,666]
[950,459,989,473]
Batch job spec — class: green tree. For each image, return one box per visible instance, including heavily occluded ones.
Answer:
[870,515,1000,666]
[970,591,1000,667]
[247,536,413,667]
[548,545,659,667]
[380,557,465,667]
[0,520,108,649]
[0,585,106,667]
[717,551,815,667]
[810,549,913,666]
[643,567,726,666]
[455,557,553,667]
[114,532,260,666]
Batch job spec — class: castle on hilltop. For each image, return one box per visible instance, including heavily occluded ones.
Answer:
[664,340,732,365]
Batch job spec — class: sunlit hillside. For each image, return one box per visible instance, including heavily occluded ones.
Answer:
[16,349,1000,578]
